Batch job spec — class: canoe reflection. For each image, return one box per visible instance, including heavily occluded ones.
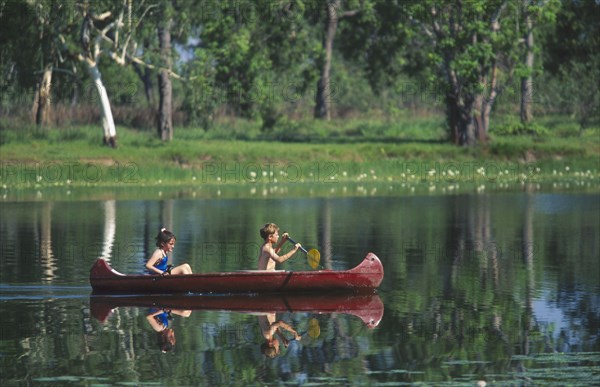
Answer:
[90,292,384,328]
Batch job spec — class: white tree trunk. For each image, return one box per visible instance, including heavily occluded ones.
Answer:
[87,59,117,146]
[33,64,53,126]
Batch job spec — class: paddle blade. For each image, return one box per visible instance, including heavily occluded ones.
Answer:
[308,318,320,339]
[307,249,320,269]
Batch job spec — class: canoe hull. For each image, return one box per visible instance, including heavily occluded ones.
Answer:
[90,252,384,294]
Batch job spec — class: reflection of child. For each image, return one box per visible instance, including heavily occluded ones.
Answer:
[258,313,301,358]
[257,223,301,270]
[146,228,193,275]
[146,308,191,353]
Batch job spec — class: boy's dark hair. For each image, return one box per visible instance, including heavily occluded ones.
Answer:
[260,223,279,240]
[261,341,278,358]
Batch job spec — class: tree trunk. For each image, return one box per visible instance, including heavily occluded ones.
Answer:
[520,6,534,123]
[314,0,339,120]
[446,92,477,146]
[478,62,500,144]
[157,18,173,141]
[446,93,460,144]
[34,64,53,126]
[87,60,117,147]
[133,62,154,106]
[464,103,477,146]
[473,94,486,143]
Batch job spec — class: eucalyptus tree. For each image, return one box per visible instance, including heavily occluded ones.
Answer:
[36,0,187,146]
[405,0,529,145]
[55,0,160,146]
[354,0,549,146]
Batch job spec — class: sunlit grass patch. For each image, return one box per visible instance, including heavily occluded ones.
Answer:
[1,116,598,194]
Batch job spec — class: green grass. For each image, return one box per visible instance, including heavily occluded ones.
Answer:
[1,116,598,195]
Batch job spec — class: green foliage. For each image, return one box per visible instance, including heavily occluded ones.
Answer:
[492,119,549,137]
[0,0,596,146]
[0,1,37,92]
[534,0,600,130]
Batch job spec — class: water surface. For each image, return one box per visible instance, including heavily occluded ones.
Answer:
[1,191,599,385]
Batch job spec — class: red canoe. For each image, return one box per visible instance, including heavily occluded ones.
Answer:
[90,253,384,294]
[90,292,384,328]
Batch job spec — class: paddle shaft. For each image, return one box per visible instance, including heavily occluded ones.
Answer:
[286,236,308,254]
[285,235,321,269]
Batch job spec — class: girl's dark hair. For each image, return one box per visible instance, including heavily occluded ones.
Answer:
[156,227,176,247]
[158,329,176,353]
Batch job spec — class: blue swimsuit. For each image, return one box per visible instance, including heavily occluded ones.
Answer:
[149,308,170,328]
[148,253,168,274]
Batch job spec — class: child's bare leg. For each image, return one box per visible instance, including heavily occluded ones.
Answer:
[171,263,192,275]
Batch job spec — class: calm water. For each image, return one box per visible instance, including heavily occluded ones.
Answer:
[1,190,599,386]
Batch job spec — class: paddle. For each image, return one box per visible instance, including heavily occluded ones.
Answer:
[286,236,320,269]
[307,317,320,339]
[289,318,320,343]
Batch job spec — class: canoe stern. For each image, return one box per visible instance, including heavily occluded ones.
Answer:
[348,252,384,288]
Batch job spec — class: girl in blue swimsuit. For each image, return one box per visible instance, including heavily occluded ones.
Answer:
[146,228,193,275]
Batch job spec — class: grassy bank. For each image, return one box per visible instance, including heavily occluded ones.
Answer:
[1,116,599,198]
